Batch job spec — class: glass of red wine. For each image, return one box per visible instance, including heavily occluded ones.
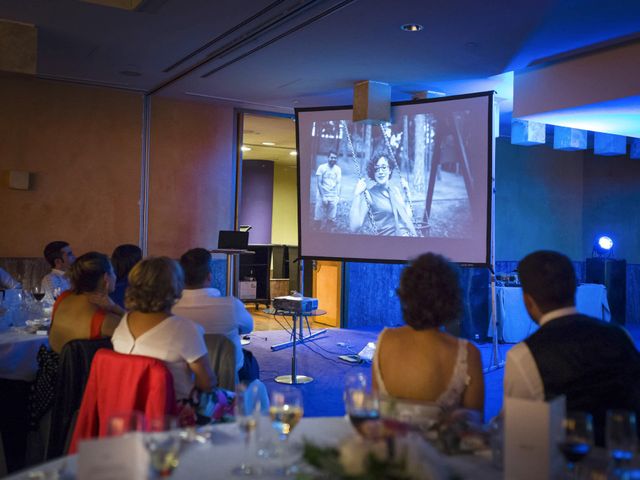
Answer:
[344,373,380,439]
[32,285,45,303]
[558,412,594,479]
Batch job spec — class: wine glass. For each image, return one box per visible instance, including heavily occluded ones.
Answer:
[269,387,303,442]
[557,411,594,479]
[606,410,637,474]
[144,415,182,478]
[107,411,145,437]
[232,382,262,476]
[344,380,380,439]
[32,285,45,303]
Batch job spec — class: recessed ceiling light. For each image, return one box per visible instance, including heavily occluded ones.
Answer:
[400,23,423,32]
[289,151,297,156]
[262,142,276,146]
[241,146,252,152]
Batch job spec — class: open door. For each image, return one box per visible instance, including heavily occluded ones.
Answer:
[312,260,342,327]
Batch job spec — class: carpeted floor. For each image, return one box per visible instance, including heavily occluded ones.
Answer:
[245,326,512,421]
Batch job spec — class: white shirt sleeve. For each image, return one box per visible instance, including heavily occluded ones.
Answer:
[175,319,208,364]
[233,298,254,334]
[0,268,20,289]
[504,342,545,400]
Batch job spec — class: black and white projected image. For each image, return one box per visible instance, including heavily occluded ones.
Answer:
[309,113,474,239]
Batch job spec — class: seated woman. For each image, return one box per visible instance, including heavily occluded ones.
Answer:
[349,155,417,237]
[111,256,215,404]
[109,243,142,308]
[372,253,484,427]
[49,252,124,354]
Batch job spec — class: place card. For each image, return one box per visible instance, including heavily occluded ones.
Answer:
[504,395,565,480]
[78,433,149,480]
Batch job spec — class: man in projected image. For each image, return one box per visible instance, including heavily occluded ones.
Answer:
[314,151,341,229]
[349,155,417,236]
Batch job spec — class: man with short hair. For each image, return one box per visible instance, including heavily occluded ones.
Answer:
[504,250,640,444]
[314,151,341,229]
[41,241,75,300]
[172,248,253,375]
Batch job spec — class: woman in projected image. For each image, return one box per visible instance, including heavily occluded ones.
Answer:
[349,155,417,236]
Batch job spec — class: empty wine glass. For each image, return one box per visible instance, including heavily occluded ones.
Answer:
[144,416,182,478]
[607,410,637,474]
[557,411,593,480]
[232,382,262,476]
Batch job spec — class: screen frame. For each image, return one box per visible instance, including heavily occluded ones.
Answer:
[294,90,494,266]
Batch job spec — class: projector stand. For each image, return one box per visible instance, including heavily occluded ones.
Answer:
[269,310,328,384]
[484,270,504,373]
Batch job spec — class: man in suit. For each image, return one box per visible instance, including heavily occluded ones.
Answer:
[504,250,640,445]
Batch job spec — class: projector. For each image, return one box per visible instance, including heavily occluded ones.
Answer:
[272,295,318,313]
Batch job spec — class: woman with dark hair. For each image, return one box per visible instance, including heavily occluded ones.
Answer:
[109,244,142,308]
[349,155,417,236]
[111,257,215,402]
[49,252,124,353]
[372,253,484,425]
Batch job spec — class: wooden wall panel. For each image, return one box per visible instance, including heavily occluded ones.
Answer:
[0,75,142,257]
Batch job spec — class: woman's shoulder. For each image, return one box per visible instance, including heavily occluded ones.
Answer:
[166,315,205,335]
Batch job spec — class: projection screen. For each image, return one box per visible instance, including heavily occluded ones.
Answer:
[296,91,493,265]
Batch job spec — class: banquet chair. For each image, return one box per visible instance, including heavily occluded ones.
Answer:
[68,349,177,454]
[204,334,237,391]
[46,337,112,459]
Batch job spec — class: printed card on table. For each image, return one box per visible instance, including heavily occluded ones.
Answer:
[77,433,148,480]
[505,395,566,480]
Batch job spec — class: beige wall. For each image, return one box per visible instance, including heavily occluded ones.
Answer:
[0,75,143,257]
[271,164,298,245]
[147,97,235,256]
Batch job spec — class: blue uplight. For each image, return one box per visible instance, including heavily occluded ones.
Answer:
[593,235,614,258]
[598,236,614,251]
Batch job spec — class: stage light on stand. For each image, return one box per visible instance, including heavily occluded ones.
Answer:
[593,235,614,258]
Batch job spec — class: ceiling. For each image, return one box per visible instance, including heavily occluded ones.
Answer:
[1,0,640,143]
[242,113,297,165]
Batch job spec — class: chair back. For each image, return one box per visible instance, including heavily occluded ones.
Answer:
[69,349,177,453]
[204,334,237,390]
[47,337,112,459]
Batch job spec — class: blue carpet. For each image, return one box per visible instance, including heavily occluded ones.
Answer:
[245,328,512,421]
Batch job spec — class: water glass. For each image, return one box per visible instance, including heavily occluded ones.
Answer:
[107,411,146,436]
[144,416,182,478]
[607,410,637,467]
[232,382,262,476]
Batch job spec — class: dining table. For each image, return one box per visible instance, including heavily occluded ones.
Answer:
[6,416,502,479]
[0,289,51,381]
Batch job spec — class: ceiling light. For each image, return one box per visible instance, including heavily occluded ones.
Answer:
[400,23,423,32]
[241,146,252,152]
[289,151,297,156]
[261,142,276,146]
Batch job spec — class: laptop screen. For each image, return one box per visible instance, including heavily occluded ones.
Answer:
[217,230,249,250]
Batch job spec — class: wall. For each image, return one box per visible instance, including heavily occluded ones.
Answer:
[147,97,235,256]
[271,164,298,246]
[0,75,142,257]
[237,160,274,245]
[494,137,584,261]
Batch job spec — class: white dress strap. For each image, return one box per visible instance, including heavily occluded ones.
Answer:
[435,338,471,409]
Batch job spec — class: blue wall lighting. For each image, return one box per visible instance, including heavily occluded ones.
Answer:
[593,235,614,257]
[594,132,627,156]
[553,126,587,151]
[631,138,640,160]
[511,119,546,146]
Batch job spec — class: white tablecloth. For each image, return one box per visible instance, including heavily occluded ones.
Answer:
[7,417,501,480]
[490,283,611,343]
[0,289,50,381]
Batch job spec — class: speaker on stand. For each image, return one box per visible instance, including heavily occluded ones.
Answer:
[585,258,626,325]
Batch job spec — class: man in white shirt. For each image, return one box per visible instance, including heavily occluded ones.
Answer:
[41,241,76,301]
[314,151,341,229]
[504,250,640,445]
[172,248,254,374]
